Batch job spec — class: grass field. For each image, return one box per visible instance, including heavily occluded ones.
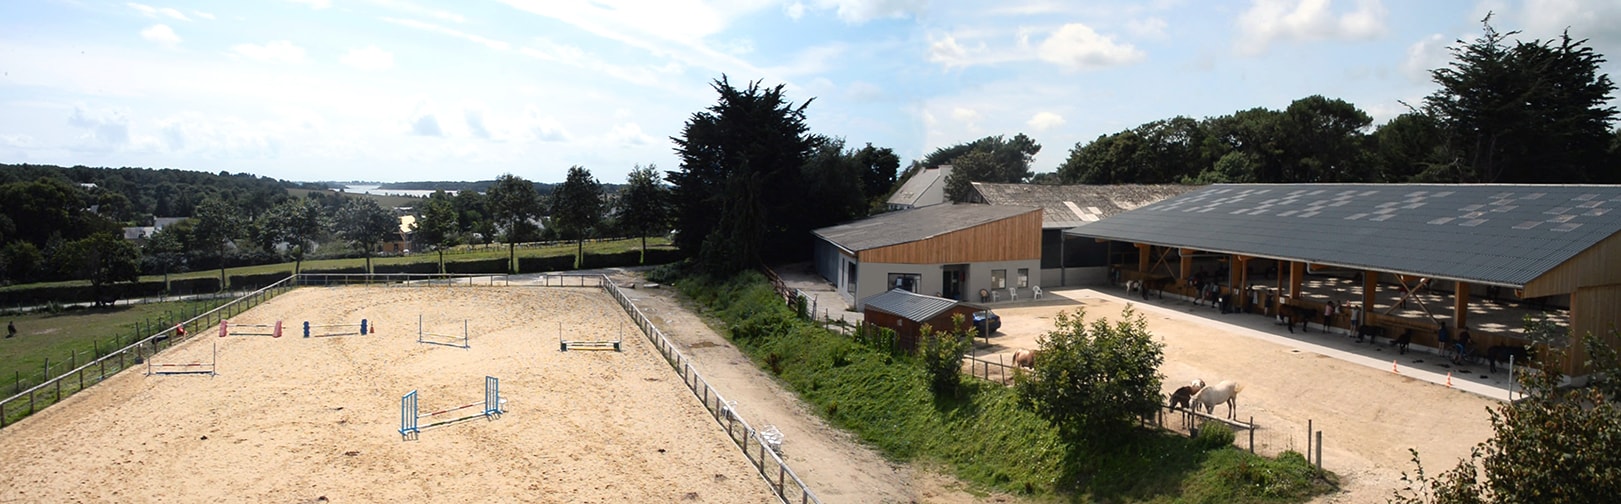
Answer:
[286,187,425,209]
[1,296,232,397]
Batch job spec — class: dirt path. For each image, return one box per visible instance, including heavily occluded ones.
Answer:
[606,270,1017,504]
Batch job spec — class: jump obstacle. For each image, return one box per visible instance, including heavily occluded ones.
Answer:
[304,319,370,338]
[417,315,469,349]
[558,321,623,352]
[219,320,282,338]
[399,375,504,440]
[146,342,217,377]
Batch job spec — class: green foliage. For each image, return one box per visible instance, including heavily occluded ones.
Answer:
[617,164,670,263]
[333,197,395,274]
[1423,14,1618,183]
[918,314,976,395]
[1391,319,1621,504]
[414,190,460,273]
[190,196,239,288]
[1194,422,1236,450]
[551,166,605,268]
[935,134,1041,202]
[52,232,141,305]
[674,272,1329,502]
[486,173,542,273]
[1015,307,1165,444]
[669,76,815,275]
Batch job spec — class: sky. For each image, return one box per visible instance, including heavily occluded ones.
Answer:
[3,0,1621,185]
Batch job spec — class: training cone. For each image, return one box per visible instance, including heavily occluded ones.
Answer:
[1392,359,1401,374]
[1447,372,1453,388]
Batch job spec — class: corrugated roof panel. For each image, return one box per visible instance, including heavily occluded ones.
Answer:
[1066,184,1621,287]
[861,289,959,321]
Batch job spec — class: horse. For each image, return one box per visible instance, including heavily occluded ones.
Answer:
[1391,329,1412,354]
[1192,380,1245,419]
[1486,344,1533,373]
[1168,379,1206,411]
[1012,349,1040,369]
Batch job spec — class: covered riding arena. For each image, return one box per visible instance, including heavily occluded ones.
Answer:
[0,284,777,503]
[1070,184,1621,379]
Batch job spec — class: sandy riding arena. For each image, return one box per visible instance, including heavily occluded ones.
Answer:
[0,285,776,503]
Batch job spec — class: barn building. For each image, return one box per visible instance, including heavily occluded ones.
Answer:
[1067,184,1621,378]
[968,182,1197,287]
[812,204,1041,310]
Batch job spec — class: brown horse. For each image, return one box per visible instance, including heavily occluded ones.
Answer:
[1169,379,1206,410]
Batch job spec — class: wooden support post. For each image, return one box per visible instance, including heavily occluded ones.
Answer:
[1236,256,1250,311]
[1454,281,1471,330]
[1289,262,1306,300]
[1362,270,1378,315]
[1137,243,1151,273]
[1179,249,1194,283]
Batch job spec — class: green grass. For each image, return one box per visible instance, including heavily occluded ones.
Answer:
[1,298,229,391]
[666,269,1336,503]
[287,187,424,209]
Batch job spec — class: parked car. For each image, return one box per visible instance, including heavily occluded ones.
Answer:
[973,309,1001,336]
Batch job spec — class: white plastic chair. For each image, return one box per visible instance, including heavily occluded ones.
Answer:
[1032,285,1043,299]
[1009,288,1018,301]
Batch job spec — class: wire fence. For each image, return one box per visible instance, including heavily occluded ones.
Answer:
[0,276,300,428]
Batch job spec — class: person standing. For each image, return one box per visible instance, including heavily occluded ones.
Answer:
[6,321,15,338]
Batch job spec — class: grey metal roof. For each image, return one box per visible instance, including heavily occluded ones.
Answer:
[814,203,1040,253]
[886,165,952,208]
[861,288,958,321]
[971,182,1202,229]
[1064,184,1621,288]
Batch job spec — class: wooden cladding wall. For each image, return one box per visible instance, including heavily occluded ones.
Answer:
[1525,230,1621,298]
[859,209,1042,264]
[1569,284,1621,376]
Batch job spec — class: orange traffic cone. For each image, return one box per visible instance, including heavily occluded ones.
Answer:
[1392,359,1401,374]
[1446,372,1453,388]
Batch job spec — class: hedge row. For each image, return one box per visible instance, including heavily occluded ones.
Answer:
[4,248,686,306]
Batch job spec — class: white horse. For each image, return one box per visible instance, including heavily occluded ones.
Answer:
[1191,380,1245,419]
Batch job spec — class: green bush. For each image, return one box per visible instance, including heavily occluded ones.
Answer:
[1194,422,1236,450]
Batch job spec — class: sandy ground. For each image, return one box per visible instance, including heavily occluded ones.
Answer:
[974,287,1503,503]
[0,285,776,503]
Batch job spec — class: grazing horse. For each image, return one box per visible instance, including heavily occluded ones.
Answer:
[1168,379,1206,410]
[1192,380,1245,419]
[1012,349,1040,369]
[1391,329,1413,354]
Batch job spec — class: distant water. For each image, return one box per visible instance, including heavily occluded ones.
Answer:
[343,185,454,197]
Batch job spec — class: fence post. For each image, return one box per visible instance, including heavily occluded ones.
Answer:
[1315,431,1323,470]
[75,352,82,391]
[1307,419,1313,463]
[1248,416,1254,453]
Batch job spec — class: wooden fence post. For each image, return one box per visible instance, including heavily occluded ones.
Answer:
[1249,416,1255,453]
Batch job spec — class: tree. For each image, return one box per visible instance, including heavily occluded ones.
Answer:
[190,197,238,290]
[260,197,324,274]
[335,198,395,273]
[486,173,541,273]
[944,150,1000,202]
[801,136,868,227]
[669,75,815,275]
[1280,95,1374,182]
[54,232,140,306]
[931,134,1041,202]
[1422,14,1618,183]
[854,143,901,206]
[143,224,184,290]
[919,314,976,395]
[617,164,670,264]
[414,190,460,273]
[1392,319,1621,503]
[0,241,43,285]
[550,166,604,268]
[1371,113,1450,182]
[1015,307,1165,443]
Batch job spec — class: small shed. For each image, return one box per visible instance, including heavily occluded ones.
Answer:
[861,289,982,351]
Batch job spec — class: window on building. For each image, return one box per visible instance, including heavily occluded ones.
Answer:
[991,269,1007,289]
[887,273,921,293]
[1018,268,1029,288]
[846,262,857,294]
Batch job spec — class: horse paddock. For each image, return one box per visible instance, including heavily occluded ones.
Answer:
[0,285,776,503]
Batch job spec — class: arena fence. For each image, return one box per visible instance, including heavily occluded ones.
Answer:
[0,275,299,428]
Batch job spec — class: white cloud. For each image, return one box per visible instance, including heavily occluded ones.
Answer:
[1027,111,1066,131]
[786,1,806,19]
[464,108,491,139]
[951,107,981,130]
[1038,23,1145,71]
[68,105,132,149]
[384,18,511,51]
[1235,0,1388,55]
[812,0,926,23]
[192,10,215,20]
[518,38,685,89]
[1520,0,1621,53]
[341,45,395,71]
[286,0,331,9]
[140,24,181,47]
[231,40,306,63]
[1402,33,1448,81]
[846,81,883,101]
[606,122,654,146]
[1127,17,1168,38]
[928,34,974,68]
[1,134,37,148]
[128,3,192,21]
[521,107,571,142]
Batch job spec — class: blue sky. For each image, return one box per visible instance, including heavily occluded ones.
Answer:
[3,0,1620,185]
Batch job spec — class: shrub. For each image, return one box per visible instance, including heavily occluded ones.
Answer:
[918,314,975,395]
[1195,422,1236,450]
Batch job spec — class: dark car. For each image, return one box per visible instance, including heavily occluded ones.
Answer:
[973,309,1001,336]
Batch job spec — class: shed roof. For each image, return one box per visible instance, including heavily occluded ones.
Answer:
[814,203,1040,253]
[886,165,953,208]
[861,288,959,321]
[1065,184,1621,287]
[971,182,1201,229]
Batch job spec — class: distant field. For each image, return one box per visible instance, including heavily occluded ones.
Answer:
[287,187,425,208]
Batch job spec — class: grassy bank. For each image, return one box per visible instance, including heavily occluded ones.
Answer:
[661,268,1336,502]
[1,297,231,397]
